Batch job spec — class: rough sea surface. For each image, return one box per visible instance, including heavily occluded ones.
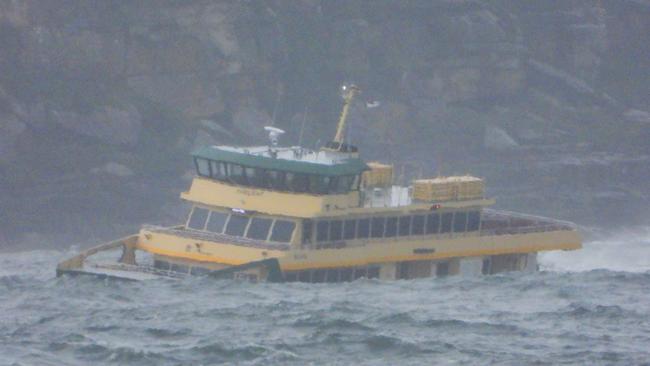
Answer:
[2,228,650,366]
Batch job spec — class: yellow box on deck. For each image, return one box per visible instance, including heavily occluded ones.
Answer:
[412,176,484,202]
[362,162,393,188]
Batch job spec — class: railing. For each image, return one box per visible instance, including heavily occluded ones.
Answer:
[479,209,576,237]
[143,225,291,251]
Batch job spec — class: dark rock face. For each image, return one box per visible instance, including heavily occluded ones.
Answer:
[1,0,649,248]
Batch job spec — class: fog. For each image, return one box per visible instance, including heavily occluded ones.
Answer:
[1,0,649,250]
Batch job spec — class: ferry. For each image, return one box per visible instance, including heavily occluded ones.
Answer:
[57,85,582,282]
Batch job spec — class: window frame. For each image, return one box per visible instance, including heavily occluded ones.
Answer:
[398,215,412,236]
[187,206,210,230]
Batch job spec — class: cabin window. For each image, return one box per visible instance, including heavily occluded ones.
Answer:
[330,220,343,241]
[411,215,425,235]
[440,213,453,233]
[302,219,313,244]
[286,172,308,193]
[353,267,367,280]
[309,175,330,194]
[154,260,169,271]
[398,216,412,236]
[352,175,361,190]
[246,167,268,188]
[426,213,440,234]
[340,268,353,282]
[334,175,352,193]
[312,269,326,283]
[187,207,209,230]
[210,160,227,180]
[453,212,468,233]
[225,215,249,236]
[357,218,370,239]
[467,211,480,231]
[206,211,228,233]
[385,217,398,237]
[316,221,329,242]
[195,158,210,177]
[228,164,246,185]
[191,266,210,276]
[246,218,272,240]
[270,220,295,243]
[343,219,356,240]
[371,217,385,238]
[170,263,189,274]
[268,170,286,191]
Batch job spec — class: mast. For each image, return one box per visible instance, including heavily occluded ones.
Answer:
[332,84,360,145]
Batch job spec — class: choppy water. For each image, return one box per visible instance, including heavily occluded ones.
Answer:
[2,228,650,366]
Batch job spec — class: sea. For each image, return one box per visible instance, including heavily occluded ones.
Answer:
[1,227,649,366]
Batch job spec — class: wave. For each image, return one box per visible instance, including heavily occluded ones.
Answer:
[539,226,650,273]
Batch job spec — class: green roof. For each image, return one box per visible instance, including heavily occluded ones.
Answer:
[192,146,369,176]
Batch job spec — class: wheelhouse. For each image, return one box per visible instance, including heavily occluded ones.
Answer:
[192,145,368,195]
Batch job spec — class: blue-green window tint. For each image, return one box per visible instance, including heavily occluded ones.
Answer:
[357,218,370,239]
[343,219,357,240]
[398,216,412,236]
[270,220,295,243]
[371,217,385,238]
[246,218,272,240]
[440,213,453,233]
[187,207,209,230]
[195,158,210,177]
[385,217,398,237]
[206,211,228,233]
[426,213,440,234]
[467,211,481,231]
[225,215,249,236]
[330,220,343,241]
[453,212,468,233]
[411,215,425,235]
[316,221,329,242]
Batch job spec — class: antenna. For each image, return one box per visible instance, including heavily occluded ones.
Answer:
[264,126,285,146]
[298,104,308,148]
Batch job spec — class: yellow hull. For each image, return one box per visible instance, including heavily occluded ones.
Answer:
[135,226,581,277]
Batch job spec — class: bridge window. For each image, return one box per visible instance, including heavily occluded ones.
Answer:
[334,175,353,194]
[246,167,268,188]
[426,213,439,234]
[246,218,272,240]
[268,170,286,190]
[270,220,295,243]
[316,221,329,242]
[343,219,356,240]
[398,216,412,236]
[411,215,425,235]
[286,172,309,193]
[210,160,227,179]
[225,215,249,236]
[467,211,480,231]
[227,163,246,185]
[453,212,467,233]
[440,213,453,233]
[195,158,210,177]
[330,220,343,241]
[357,218,370,239]
[371,217,385,238]
[385,217,398,237]
[309,175,330,194]
[206,211,228,233]
[187,207,209,230]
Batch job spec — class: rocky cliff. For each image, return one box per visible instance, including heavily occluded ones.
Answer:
[1,0,649,249]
